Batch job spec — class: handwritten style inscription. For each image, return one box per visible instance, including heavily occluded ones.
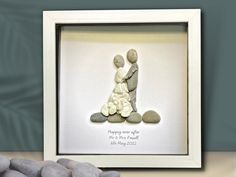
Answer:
[108,130,140,147]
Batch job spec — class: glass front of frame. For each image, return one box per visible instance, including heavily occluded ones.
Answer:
[57,23,188,155]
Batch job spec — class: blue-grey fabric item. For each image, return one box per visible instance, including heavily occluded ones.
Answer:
[0,0,236,151]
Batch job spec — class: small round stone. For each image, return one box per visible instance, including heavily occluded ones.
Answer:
[90,113,107,123]
[2,170,27,177]
[0,156,10,173]
[41,164,71,177]
[10,158,43,177]
[57,158,78,169]
[72,163,102,177]
[108,114,125,123]
[126,112,142,123]
[142,110,161,123]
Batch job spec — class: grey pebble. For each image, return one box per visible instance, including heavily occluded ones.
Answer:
[142,110,161,123]
[10,159,43,177]
[72,162,102,177]
[113,55,125,68]
[0,156,10,173]
[90,113,107,123]
[129,90,137,112]
[41,160,58,166]
[57,158,78,169]
[41,164,71,177]
[2,170,27,177]
[127,71,138,92]
[108,114,125,123]
[100,171,120,177]
[126,112,142,123]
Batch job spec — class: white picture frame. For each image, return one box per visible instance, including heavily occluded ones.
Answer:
[43,9,201,168]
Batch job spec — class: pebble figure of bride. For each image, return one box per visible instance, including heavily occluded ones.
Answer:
[101,55,133,117]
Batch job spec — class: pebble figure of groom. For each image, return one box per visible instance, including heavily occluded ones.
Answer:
[124,49,139,112]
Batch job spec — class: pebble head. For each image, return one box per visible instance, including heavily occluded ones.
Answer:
[113,55,125,68]
[127,49,138,63]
